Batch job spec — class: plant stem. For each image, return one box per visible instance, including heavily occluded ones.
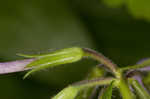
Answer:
[117,78,135,99]
[83,48,120,77]
[72,77,115,88]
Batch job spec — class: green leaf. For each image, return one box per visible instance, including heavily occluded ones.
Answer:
[23,47,84,78]
[99,81,114,99]
[52,86,82,99]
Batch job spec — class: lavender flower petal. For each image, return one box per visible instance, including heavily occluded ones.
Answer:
[0,59,35,74]
[136,58,150,71]
[138,66,150,71]
[136,58,150,65]
[133,75,148,92]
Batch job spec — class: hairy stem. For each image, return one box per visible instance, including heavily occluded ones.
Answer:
[72,77,115,88]
[83,48,120,77]
[118,78,135,99]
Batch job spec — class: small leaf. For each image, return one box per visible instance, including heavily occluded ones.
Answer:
[52,86,82,99]
[99,81,114,99]
[23,47,84,78]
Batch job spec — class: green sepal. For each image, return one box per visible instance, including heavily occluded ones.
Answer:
[17,53,46,58]
[23,47,84,78]
[18,47,83,58]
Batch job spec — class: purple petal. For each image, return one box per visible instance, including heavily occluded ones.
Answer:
[0,59,35,74]
[133,75,149,92]
[136,58,150,71]
[138,66,150,71]
[136,58,150,65]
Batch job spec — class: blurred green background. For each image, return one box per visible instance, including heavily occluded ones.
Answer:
[0,0,150,99]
